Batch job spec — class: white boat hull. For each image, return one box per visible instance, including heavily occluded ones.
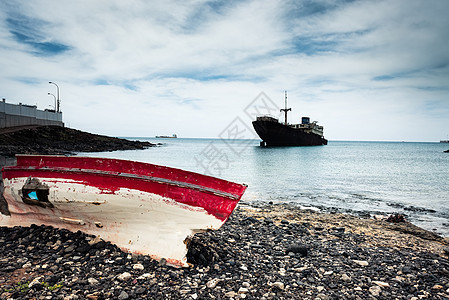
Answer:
[1,155,247,267]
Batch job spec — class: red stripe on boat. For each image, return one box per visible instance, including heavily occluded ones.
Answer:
[2,155,247,221]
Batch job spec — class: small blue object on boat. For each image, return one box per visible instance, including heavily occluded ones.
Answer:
[28,191,38,200]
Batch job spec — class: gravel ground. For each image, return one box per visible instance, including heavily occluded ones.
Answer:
[1,202,449,300]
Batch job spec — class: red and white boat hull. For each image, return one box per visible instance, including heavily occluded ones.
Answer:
[1,155,247,267]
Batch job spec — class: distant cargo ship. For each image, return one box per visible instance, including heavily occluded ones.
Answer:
[252,91,327,146]
[155,134,177,138]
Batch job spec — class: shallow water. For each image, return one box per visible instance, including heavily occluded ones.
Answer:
[75,138,447,237]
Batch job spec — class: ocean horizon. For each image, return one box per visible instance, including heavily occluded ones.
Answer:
[75,138,449,237]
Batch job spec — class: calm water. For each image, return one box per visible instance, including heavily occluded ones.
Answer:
[78,139,449,237]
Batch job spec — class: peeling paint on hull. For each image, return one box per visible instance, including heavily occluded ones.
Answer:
[1,155,247,267]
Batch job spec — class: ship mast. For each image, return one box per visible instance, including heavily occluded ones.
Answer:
[280,90,291,125]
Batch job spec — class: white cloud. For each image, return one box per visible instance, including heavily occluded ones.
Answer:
[0,0,448,141]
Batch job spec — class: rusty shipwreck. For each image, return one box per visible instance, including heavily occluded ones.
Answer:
[253,91,327,146]
[0,155,247,267]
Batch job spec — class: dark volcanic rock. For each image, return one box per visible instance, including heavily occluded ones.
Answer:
[1,204,449,299]
[0,125,155,157]
[286,244,309,256]
[386,213,406,223]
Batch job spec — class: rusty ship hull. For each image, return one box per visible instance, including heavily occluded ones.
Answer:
[252,119,328,146]
[0,155,247,267]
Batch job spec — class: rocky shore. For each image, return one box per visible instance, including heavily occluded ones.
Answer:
[1,202,448,300]
[0,125,154,157]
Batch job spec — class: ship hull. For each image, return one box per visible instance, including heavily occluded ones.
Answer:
[1,155,247,267]
[253,120,328,146]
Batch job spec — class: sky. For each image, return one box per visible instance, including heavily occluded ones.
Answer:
[0,0,448,142]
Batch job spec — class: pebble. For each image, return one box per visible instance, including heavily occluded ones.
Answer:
[316,293,329,300]
[225,291,237,297]
[206,278,220,288]
[272,281,285,290]
[369,285,382,296]
[28,276,42,288]
[373,280,389,288]
[137,273,154,280]
[0,203,448,299]
[286,244,309,256]
[341,273,351,282]
[117,291,129,300]
[117,272,132,281]
[353,260,369,266]
[132,263,144,270]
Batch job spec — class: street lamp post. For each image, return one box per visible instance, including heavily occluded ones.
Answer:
[47,92,56,111]
[48,81,60,112]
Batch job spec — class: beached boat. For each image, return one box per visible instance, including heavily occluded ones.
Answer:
[0,155,247,267]
[252,91,327,146]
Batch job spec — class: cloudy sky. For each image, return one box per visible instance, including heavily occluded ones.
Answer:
[1,0,448,142]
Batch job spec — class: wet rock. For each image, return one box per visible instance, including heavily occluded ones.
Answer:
[286,244,309,256]
[387,213,406,223]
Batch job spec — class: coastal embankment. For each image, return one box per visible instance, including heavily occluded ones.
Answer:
[0,125,154,158]
[1,202,448,299]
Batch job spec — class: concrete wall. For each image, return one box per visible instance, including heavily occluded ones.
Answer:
[0,100,63,128]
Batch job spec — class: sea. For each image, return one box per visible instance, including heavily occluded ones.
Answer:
[78,138,449,237]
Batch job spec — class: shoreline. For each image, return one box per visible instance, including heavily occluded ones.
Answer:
[1,202,448,299]
[238,202,449,254]
[1,128,448,298]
